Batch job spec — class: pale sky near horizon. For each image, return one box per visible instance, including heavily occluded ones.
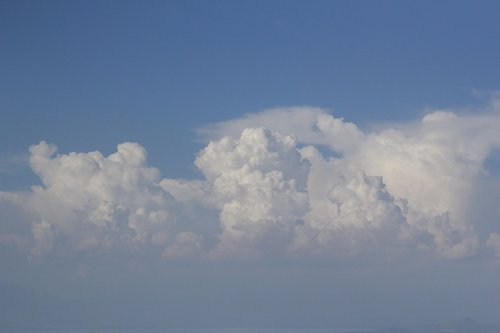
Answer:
[1,0,500,330]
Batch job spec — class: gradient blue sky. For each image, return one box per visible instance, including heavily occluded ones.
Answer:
[2,0,499,185]
[1,1,500,330]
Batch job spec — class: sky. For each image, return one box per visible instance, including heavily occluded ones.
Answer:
[1,0,500,330]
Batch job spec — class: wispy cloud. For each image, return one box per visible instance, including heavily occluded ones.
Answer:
[0,153,29,175]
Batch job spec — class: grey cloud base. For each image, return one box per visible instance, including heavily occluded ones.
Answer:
[2,100,500,262]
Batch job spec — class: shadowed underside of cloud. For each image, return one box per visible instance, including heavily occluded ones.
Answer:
[2,96,500,262]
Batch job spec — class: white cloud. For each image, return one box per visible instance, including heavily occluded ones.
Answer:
[7,141,181,257]
[2,97,500,262]
[193,101,500,259]
[421,110,457,123]
[294,146,407,256]
[344,109,500,258]
[164,127,310,258]
[197,106,364,153]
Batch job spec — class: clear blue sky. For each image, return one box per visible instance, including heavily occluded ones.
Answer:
[1,1,500,330]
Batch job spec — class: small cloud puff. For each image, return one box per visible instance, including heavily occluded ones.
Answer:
[422,111,457,123]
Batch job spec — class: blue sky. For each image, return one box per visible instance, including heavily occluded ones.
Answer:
[1,0,500,330]
[2,0,499,183]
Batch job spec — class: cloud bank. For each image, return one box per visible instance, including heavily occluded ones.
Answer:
[2,97,500,262]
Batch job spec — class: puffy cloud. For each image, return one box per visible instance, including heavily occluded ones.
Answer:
[198,107,364,153]
[294,146,407,256]
[343,109,500,258]
[164,127,310,258]
[5,141,180,257]
[191,100,500,259]
[2,97,500,262]
[421,110,457,123]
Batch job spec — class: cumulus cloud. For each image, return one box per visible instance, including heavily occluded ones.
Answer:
[2,96,500,262]
[198,106,364,153]
[162,127,310,258]
[1,141,184,258]
[196,128,310,257]
[293,146,407,257]
[192,97,500,259]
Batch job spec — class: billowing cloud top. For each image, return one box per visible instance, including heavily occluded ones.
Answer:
[2,98,500,262]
